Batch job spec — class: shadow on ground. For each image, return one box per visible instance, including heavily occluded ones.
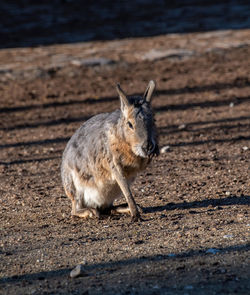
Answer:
[1,78,250,115]
[1,243,249,294]
[143,195,250,213]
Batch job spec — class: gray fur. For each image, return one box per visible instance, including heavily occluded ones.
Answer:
[61,81,158,221]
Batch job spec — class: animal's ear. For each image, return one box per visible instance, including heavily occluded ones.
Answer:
[143,80,156,102]
[116,83,130,113]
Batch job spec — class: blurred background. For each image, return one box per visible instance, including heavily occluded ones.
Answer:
[1,0,250,48]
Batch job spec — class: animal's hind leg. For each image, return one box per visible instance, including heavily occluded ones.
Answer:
[66,196,99,219]
[62,171,76,212]
[72,190,100,219]
[111,203,143,215]
[73,207,100,219]
[64,188,78,216]
[63,173,99,219]
[64,184,99,219]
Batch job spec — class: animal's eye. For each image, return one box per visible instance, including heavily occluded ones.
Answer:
[127,121,134,129]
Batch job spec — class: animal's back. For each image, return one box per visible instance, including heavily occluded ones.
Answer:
[62,110,120,169]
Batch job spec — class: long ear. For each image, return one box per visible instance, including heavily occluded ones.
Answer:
[116,83,130,112]
[143,80,156,102]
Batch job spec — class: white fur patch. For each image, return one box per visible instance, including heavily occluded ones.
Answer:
[133,145,147,158]
[84,186,102,208]
[71,170,124,209]
[71,170,111,208]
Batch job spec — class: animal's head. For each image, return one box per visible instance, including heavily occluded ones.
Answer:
[116,80,159,158]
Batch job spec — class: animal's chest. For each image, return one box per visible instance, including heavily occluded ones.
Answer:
[120,152,147,178]
[110,137,148,178]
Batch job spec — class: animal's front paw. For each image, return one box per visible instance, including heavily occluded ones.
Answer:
[130,211,142,222]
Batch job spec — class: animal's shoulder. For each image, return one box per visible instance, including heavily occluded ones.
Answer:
[72,109,120,138]
[63,110,120,158]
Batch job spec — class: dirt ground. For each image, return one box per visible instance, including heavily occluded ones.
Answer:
[0,31,250,295]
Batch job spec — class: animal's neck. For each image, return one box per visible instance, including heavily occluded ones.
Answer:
[110,119,148,169]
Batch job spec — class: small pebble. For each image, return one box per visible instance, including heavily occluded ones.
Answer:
[178,124,186,130]
[242,146,249,151]
[223,234,233,238]
[225,191,231,196]
[70,264,88,278]
[160,145,171,153]
[229,102,234,107]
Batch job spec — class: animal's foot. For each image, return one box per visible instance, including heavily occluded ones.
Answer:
[130,212,142,222]
[73,208,100,219]
[111,203,143,215]
[111,203,131,215]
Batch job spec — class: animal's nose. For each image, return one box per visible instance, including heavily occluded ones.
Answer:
[143,139,155,156]
[147,140,155,154]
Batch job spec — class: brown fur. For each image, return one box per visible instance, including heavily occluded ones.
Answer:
[110,134,148,178]
[61,81,158,221]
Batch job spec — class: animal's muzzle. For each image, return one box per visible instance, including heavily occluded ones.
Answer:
[143,140,159,157]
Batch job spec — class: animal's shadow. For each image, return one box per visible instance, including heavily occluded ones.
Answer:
[143,195,250,214]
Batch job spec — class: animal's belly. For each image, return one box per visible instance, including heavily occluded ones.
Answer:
[84,181,122,209]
